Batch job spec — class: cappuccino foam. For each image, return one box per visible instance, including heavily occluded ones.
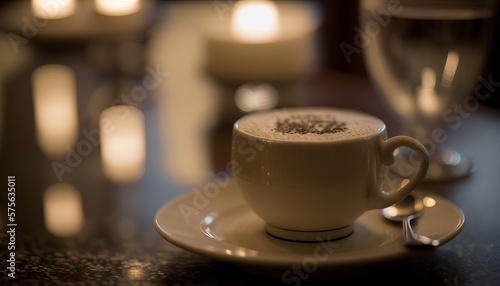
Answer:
[236,107,384,141]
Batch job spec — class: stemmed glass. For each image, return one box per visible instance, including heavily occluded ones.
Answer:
[360,0,496,182]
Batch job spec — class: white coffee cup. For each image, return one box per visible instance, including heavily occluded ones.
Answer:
[231,107,429,241]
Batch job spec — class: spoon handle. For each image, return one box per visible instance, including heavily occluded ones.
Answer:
[402,217,440,247]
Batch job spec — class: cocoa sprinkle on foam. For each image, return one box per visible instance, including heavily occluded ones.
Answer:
[273,114,348,135]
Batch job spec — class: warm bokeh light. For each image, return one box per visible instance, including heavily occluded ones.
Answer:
[417,67,441,115]
[32,0,76,19]
[100,105,146,183]
[95,0,141,16]
[146,7,220,186]
[125,267,145,280]
[423,196,436,208]
[441,51,460,88]
[43,183,84,237]
[32,64,79,159]
[234,83,279,112]
[231,0,279,42]
[384,206,398,217]
[400,178,410,188]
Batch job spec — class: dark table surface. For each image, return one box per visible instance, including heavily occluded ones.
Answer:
[1,1,500,286]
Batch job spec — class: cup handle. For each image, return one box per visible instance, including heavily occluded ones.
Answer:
[365,136,429,210]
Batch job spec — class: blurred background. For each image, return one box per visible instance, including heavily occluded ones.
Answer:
[0,0,499,284]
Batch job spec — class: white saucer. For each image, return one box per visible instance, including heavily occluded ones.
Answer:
[155,179,464,279]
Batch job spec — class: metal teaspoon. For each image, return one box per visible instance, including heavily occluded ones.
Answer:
[382,193,440,247]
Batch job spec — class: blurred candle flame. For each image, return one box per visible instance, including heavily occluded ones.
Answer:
[43,183,84,237]
[100,105,146,183]
[32,64,79,159]
[32,0,76,19]
[231,1,279,42]
[95,0,141,16]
